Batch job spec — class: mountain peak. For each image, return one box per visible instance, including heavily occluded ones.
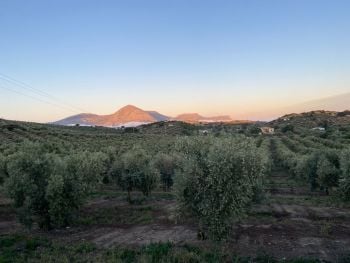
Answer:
[53,105,232,127]
[115,104,142,113]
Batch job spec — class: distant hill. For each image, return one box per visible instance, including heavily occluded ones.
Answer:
[174,113,232,123]
[54,105,169,127]
[53,105,232,127]
[269,110,350,128]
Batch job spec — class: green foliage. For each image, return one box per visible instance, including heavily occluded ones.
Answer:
[174,136,269,240]
[294,154,319,190]
[281,124,294,133]
[0,153,7,185]
[316,155,339,194]
[339,149,350,201]
[151,153,180,191]
[4,142,106,229]
[46,151,107,227]
[109,147,158,202]
[276,137,342,194]
[247,125,261,135]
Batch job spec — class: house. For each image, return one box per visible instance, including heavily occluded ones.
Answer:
[311,127,326,131]
[260,127,275,135]
[199,130,209,135]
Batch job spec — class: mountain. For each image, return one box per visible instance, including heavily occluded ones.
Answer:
[146,111,169,122]
[54,105,170,127]
[53,105,232,127]
[52,113,100,126]
[175,113,232,123]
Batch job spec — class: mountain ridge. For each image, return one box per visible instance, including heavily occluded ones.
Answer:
[53,105,232,127]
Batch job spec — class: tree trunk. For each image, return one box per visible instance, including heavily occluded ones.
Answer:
[127,190,131,203]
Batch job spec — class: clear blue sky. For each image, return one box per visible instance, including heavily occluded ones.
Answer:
[1,0,349,122]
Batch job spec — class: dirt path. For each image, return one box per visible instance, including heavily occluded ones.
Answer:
[93,224,198,248]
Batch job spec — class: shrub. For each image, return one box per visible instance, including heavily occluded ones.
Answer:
[281,124,294,133]
[46,151,107,227]
[151,153,180,191]
[0,153,7,185]
[339,149,350,201]
[5,142,106,229]
[174,136,268,240]
[316,155,339,195]
[295,153,319,190]
[109,147,158,203]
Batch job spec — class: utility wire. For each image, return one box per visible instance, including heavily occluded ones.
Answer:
[0,84,81,114]
[0,72,88,113]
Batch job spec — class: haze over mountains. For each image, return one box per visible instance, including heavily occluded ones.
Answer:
[53,105,232,127]
[242,92,350,121]
[286,92,350,113]
[53,91,350,127]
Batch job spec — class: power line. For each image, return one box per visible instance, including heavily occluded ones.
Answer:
[0,72,88,113]
[0,84,81,114]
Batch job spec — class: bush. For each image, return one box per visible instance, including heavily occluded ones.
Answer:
[109,147,158,203]
[316,155,339,195]
[0,153,7,185]
[281,124,294,133]
[5,142,106,229]
[290,149,340,194]
[151,153,180,191]
[174,136,268,240]
[339,149,350,201]
[46,151,107,227]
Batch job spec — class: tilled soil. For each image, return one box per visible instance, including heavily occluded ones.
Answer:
[93,224,198,248]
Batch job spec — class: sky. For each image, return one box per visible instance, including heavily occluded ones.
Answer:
[0,0,350,122]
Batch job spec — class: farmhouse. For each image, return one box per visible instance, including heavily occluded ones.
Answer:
[199,129,209,135]
[260,127,275,135]
[311,127,326,131]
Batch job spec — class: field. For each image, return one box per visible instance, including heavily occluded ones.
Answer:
[1,113,350,262]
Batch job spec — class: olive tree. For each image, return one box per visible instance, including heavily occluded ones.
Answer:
[0,153,7,185]
[151,153,179,191]
[109,147,158,203]
[339,149,350,201]
[5,144,55,229]
[5,142,107,229]
[316,155,339,195]
[46,151,107,227]
[174,136,268,240]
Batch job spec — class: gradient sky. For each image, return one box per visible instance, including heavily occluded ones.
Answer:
[1,0,350,122]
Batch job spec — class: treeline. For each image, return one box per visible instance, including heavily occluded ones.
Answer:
[273,138,350,200]
[0,135,270,240]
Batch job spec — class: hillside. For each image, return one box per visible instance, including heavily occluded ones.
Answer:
[174,113,232,123]
[269,110,350,128]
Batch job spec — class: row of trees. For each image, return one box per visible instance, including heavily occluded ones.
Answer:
[108,148,179,202]
[0,141,181,229]
[274,137,350,200]
[0,136,271,241]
